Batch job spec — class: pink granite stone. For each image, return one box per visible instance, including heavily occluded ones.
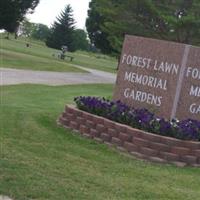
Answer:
[113,35,200,121]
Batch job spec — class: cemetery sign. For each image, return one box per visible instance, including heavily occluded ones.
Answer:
[113,35,200,120]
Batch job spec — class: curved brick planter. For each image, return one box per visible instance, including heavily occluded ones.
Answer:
[58,105,200,167]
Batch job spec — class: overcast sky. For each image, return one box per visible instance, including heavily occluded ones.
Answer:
[27,0,91,29]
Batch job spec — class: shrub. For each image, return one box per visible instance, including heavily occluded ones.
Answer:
[74,96,200,141]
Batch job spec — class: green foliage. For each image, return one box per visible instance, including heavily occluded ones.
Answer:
[86,0,115,55]
[72,29,89,51]
[19,18,50,41]
[20,18,35,37]
[46,5,76,52]
[0,0,39,33]
[31,23,50,41]
[87,0,200,55]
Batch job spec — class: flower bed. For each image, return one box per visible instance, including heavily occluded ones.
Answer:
[74,96,200,141]
[58,104,200,167]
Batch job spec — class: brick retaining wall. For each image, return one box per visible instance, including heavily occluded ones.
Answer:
[58,105,200,167]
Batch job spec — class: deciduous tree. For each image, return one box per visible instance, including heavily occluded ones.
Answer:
[31,24,50,41]
[72,29,89,51]
[86,0,200,55]
[0,0,39,33]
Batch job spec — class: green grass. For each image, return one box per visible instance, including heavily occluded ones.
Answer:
[0,34,117,73]
[1,49,86,72]
[1,84,200,200]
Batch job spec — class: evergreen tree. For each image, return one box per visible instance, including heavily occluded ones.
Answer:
[46,5,76,52]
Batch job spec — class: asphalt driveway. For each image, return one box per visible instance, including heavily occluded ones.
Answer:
[0,66,116,86]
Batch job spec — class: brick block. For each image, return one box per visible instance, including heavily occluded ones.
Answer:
[130,151,147,159]
[77,116,86,125]
[140,147,158,157]
[180,155,197,165]
[94,137,103,143]
[62,112,68,118]
[69,121,79,130]
[96,124,106,133]
[171,147,190,156]
[82,112,93,121]
[132,137,149,148]
[149,142,170,152]
[160,152,179,161]
[119,132,132,142]
[74,109,83,117]
[108,128,118,138]
[59,117,70,126]
[182,141,200,150]
[116,124,127,133]
[191,163,200,167]
[160,137,182,147]
[86,120,95,129]
[104,119,116,129]
[126,127,143,138]
[90,129,100,138]
[93,116,104,124]
[79,125,89,134]
[124,142,138,152]
[111,137,123,146]
[83,133,93,139]
[101,133,111,142]
[65,106,75,113]
[193,150,200,157]
[116,146,127,152]
[66,113,75,121]
[172,161,187,167]
[104,142,113,148]
[149,156,167,164]
[142,132,161,143]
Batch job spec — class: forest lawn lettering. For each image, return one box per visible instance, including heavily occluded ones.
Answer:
[122,54,179,75]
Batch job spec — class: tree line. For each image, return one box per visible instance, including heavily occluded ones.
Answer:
[2,0,200,55]
[1,1,89,52]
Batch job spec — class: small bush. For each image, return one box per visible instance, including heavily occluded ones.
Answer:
[74,96,200,141]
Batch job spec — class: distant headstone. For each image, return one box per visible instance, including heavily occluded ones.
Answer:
[61,45,68,53]
[113,35,200,121]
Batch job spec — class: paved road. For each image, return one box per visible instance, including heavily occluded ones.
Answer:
[0,65,116,86]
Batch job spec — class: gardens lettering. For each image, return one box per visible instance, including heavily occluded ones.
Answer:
[124,88,162,107]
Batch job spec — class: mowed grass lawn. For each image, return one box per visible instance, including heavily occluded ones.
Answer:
[0,35,117,73]
[1,84,200,200]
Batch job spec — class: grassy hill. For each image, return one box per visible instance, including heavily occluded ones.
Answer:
[1,84,200,200]
[0,34,117,73]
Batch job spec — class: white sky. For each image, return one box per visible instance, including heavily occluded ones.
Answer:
[27,0,91,29]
